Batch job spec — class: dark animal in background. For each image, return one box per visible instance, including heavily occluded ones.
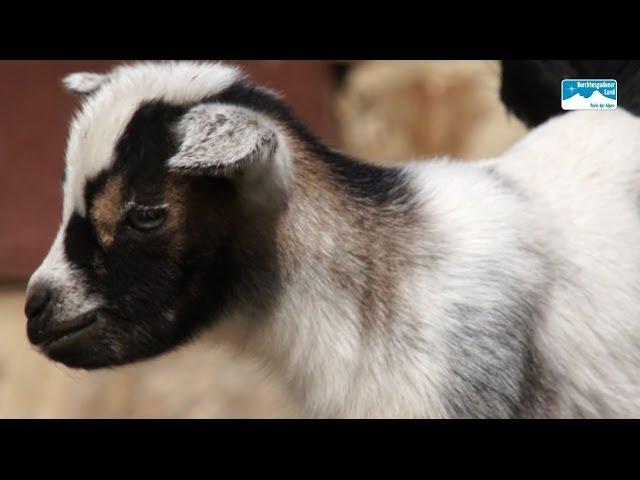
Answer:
[500,60,640,127]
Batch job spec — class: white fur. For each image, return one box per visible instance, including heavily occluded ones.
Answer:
[27,228,104,323]
[483,109,640,416]
[212,109,640,417]
[240,165,543,417]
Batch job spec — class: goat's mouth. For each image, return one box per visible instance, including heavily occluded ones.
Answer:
[37,309,101,356]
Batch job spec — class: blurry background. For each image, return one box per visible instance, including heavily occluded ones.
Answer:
[0,60,527,418]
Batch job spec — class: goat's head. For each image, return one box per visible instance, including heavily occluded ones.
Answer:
[24,62,293,369]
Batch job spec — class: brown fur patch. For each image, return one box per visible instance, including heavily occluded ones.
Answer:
[91,174,125,247]
[163,175,190,253]
[273,136,424,338]
[91,174,195,253]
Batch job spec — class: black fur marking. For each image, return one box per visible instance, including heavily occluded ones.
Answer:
[114,101,186,198]
[320,151,415,206]
[64,213,100,272]
[208,81,415,206]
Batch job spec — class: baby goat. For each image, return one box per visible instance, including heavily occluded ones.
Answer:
[25,61,640,418]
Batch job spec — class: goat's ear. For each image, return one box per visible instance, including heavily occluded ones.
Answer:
[168,103,279,177]
[168,103,290,208]
[62,72,107,96]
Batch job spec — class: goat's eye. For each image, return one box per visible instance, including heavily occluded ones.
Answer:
[126,207,167,231]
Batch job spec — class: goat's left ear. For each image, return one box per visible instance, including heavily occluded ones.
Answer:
[62,72,107,96]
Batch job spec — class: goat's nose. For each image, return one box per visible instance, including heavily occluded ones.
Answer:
[25,284,54,345]
[25,284,52,321]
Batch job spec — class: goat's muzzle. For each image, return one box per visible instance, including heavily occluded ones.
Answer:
[25,283,100,354]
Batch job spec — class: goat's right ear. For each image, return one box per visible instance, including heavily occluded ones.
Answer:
[62,72,107,96]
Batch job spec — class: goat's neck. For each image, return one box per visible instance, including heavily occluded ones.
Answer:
[224,147,424,416]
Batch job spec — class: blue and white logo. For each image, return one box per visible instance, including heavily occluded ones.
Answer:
[561,79,617,111]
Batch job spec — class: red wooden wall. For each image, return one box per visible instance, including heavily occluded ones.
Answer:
[0,61,336,281]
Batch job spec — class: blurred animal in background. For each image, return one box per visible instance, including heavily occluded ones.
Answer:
[333,60,527,164]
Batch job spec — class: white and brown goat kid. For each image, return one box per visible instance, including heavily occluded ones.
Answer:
[25,62,640,418]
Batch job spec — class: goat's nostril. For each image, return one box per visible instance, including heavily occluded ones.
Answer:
[25,286,52,320]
